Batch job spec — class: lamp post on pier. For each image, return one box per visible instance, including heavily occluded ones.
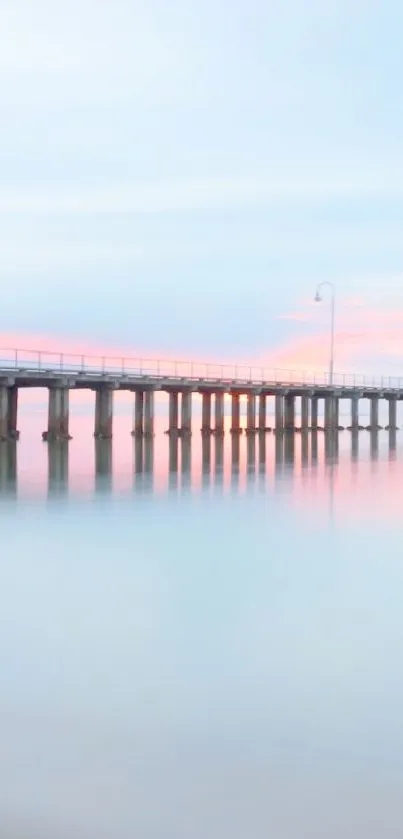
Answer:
[314,281,335,386]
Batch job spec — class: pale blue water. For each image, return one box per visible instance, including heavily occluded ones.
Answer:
[1,415,403,838]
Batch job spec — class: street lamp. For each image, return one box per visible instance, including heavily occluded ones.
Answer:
[314,281,335,385]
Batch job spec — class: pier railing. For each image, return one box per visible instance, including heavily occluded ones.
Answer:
[0,347,402,389]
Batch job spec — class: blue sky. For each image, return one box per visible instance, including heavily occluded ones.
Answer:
[1,0,403,363]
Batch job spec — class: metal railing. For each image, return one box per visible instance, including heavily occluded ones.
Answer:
[0,347,402,390]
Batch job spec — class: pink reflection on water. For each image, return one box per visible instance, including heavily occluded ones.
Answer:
[1,401,403,524]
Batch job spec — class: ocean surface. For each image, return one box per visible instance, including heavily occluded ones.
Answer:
[1,407,403,838]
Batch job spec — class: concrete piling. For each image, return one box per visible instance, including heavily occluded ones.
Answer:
[258,394,266,431]
[284,394,295,430]
[301,395,309,430]
[275,394,284,433]
[215,392,225,435]
[43,387,71,441]
[169,392,179,434]
[181,391,192,435]
[231,394,241,433]
[201,392,212,434]
[246,393,256,433]
[94,387,113,439]
[144,390,154,437]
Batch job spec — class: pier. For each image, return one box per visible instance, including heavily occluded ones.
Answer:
[0,347,402,441]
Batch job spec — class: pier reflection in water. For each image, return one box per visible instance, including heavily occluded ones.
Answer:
[3,419,403,839]
[0,426,402,515]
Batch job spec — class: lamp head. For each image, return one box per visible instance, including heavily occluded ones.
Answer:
[314,291,322,302]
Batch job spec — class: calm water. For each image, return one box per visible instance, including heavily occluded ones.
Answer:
[1,411,403,838]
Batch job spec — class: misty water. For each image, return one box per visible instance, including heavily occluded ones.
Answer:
[2,405,403,838]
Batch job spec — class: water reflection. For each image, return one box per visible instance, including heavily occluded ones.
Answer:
[48,442,69,496]
[95,439,113,492]
[0,442,17,495]
[1,430,403,518]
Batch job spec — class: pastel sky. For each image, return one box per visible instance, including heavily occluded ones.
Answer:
[1,0,403,374]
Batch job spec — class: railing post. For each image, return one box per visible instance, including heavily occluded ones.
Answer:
[121,358,125,374]
[60,353,63,371]
[15,349,18,368]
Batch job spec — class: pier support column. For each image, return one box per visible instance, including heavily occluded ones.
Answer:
[311,396,318,430]
[246,393,256,433]
[201,392,212,434]
[43,387,71,441]
[369,396,380,430]
[133,391,144,437]
[284,394,295,430]
[258,394,266,431]
[144,391,154,437]
[388,397,398,430]
[351,395,360,429]
[0,386,8,440]
[324,396,336,432]
[169,392,179,434]
[94,388,113,439]
[181,391,192,435]
[7,386,19,439]
[275,394,284,433]
[333,397,339,429]
[301,395,309,430]
[231,394,241,433]
[215,392,224,435]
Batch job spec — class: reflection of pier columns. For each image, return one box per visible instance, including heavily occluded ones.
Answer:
[311,396,318,430]
[246,393,256,433]
[370,430,379,461]
[301,431,309,466]
[258,394,266,431]
[181,437,192,474]
[301,395,309,430]
[0,442,17,493]
[95,439,112,490]
[325,431,338,463]
[275,432,284,473]
[246,434,256,473]
[231,394,241,433]
[202,434,211,484]
[168,435,179,489]
[258,433,266,471]
[389,428,397,459]
[284,395,295,430]
[94,387,113,439]
[284,431,295,465]
[215,435,224,475]
[134,436,143,474]
[231,433,240,476]
[351,429,359,462]
[275,394,284,433]
[311,431,318,466]
[48,442,69,493]
[181,391,192,435]
[215,392,225,435]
